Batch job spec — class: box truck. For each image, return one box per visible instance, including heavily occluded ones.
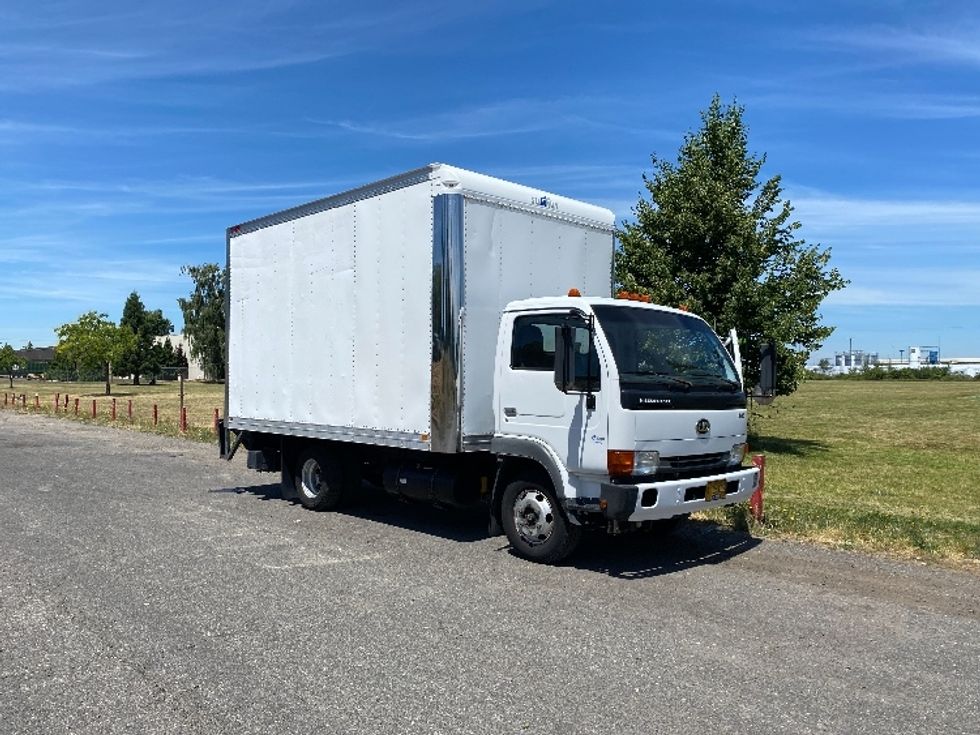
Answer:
[219,163,760,563]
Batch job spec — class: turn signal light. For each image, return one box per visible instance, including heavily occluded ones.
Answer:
[568,288,581,297]
[607,450,634,476]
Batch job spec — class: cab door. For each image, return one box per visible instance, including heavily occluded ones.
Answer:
[497,312,606,474]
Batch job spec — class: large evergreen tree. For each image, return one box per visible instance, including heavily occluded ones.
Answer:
[178,263,226,381]
[117,292,173,385]
[616,96,847,395]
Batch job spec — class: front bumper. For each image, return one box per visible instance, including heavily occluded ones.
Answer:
[597,466,760,522]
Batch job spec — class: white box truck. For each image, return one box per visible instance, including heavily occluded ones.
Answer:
[220,163,760,563]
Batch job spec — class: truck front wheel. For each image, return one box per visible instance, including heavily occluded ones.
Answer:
[501,480,582,563]
[294,446,346,511]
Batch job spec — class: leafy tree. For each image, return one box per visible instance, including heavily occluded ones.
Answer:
[54,312,136,395]
[818,357,832,374]
[0,343,16,388]
[178,263,225,381]
[616,96,847,395]
[117,292,174,385]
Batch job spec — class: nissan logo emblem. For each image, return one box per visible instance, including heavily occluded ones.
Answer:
[696,419,711,435]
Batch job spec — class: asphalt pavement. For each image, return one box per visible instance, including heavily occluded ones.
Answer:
[1,411,977,734]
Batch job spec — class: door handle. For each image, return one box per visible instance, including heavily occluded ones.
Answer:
[504,407,517,417]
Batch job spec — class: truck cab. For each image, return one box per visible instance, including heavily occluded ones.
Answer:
[490,295,760,561]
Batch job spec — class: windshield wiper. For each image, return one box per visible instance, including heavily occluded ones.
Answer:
[624,371,693,388]
[683,371,741,390]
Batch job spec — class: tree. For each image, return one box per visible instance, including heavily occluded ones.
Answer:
[178,263,225,381]
[117,292,174,385]
[0,343,16,388]
[54,312,135,395]
[818,357,832,374]
[616,96,847,395]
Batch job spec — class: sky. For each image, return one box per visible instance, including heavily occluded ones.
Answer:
[1,0,978,360]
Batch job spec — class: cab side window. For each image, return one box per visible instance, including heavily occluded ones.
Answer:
[511,314,600,391]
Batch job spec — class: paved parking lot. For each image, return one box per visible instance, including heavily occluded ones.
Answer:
[1,412,977,734]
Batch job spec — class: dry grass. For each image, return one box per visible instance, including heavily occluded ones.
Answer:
[1,379,224,442]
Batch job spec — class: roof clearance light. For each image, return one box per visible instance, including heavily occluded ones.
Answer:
[568,288,581,297]
[615,290,651,303]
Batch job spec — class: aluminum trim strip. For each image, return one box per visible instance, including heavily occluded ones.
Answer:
[228,166,435,237]
[430,193,464,453]
[460,191,614,232]
[226,417,430,450]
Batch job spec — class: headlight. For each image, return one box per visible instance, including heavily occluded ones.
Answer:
[729,443,747,466]
[634,450,660,475]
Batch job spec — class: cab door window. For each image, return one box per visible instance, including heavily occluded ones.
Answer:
[511,314,600,391]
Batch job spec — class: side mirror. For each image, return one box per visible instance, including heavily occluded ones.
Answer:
[758,341,777,396]
[553,325,577,393]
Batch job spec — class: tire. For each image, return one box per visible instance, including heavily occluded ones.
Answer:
[501,479,582,563]
[294,445,347,511]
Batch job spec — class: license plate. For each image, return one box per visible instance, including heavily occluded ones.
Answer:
[705,479,726,502]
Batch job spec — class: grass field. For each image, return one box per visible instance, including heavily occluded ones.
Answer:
[4,378,978,566]
[708,380,980,567]
[1,379,224,441]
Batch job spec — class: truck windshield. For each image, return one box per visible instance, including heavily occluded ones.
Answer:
[592,305,740,389]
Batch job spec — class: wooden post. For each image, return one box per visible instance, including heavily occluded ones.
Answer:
[153,404,158,426]
[128,400,133,421]
[111,398,117,421]
[74,397,79,415]
[91,399,97,419]
[213,408,219,433]
[34,393,39,409]
[55,393,60,412]
[21,394,26,408]
[180,406,188,433]
[750,454,765,522]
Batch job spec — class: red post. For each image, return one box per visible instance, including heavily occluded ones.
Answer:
[128,400,133,421]
[153,404,158,426]
[111,398,117,421]
[750,454,766,522]
[180,406,188,433]
[212,408,219,433]
[91,399,97,418]
[74,397,79,415]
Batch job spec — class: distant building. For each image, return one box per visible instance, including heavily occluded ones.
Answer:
[12,346,56,377]
[811,344,980,377]
[155,334,205,381]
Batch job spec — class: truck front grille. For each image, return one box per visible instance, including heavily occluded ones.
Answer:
[657,452,729,480]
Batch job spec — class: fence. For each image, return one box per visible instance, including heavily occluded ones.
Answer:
[1,390,221,437]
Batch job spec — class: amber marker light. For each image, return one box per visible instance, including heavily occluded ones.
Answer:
[567,288,581,297]
[607,450,634,477]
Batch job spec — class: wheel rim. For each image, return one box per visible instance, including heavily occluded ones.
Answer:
[300,458,323,499]
[512,488,555,546]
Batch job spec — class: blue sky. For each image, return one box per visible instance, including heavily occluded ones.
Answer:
[1,0,978,360]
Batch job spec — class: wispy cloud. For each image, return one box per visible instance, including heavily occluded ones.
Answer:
[826,267,980,307]
[310,97,672,142]
[819,24,980,68]
[791,190,980,230]
[749,92,980,120]
[0,2,536,91]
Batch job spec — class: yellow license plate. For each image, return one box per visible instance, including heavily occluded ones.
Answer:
[705,479,727,502]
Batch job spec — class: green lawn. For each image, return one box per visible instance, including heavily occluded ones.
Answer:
[5,378,979,565]
[706,380,980,566]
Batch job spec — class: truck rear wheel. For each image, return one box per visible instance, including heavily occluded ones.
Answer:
[294,446,346,511]
[501,480,582,564]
